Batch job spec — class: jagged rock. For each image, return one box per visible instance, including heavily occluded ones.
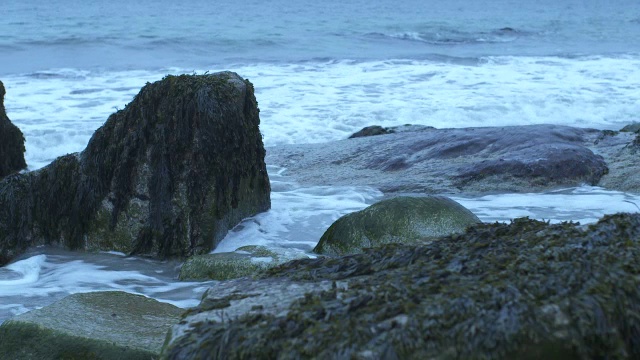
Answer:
[0,72,270,266]
[162,213,640,359]
[0,80,27,178]
[268,124,609,194]
[179,245,309,281]
[314,196,480,256]
[0,291,183,360]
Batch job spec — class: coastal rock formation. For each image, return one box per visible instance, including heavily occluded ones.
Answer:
[0,80,27,178]
[314,196,480,256]
[162,213,640,359]
[0,72,271,266]
[267,124,609,194]
[179,245,309,281]
[0,291,183,360]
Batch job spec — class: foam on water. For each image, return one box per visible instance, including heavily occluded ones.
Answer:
[214,166,383,253]
[0,248,213,324]
[3,55,639,170]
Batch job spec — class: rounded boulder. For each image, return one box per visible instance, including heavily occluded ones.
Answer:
[313,196,480,256]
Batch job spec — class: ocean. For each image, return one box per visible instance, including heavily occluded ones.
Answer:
[1,0,640,324]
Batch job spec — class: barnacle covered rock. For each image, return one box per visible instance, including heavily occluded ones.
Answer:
[163,213,640,359]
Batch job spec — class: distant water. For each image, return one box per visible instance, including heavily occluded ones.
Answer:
[2,0,640,324]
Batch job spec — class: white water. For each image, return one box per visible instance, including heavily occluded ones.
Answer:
[4,56,639,169]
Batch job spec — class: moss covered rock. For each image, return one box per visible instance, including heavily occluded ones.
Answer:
[0,72,270,265]
[0,291,183,360]
[314,196,480,256]
[162,213,640,359]
[179,245,309,281]
[0,80,27,178]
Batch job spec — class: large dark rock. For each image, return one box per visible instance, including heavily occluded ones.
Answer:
[0,291,183,359]
[162,213,640,359]
[0,72,270,266]
[314,196,480,256]
[268,125,609,194]
[0,80,27,178]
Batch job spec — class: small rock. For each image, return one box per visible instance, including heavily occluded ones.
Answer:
[179,245,309,281]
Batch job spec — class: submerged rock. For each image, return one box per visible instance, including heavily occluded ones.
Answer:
[162,213,640,359]
[0,72,270,266]
[179,245,309,281]
[0,80,27,178]
[0,291,183,360]
[314,196,480,256]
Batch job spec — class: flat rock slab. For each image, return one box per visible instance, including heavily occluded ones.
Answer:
[267,124,612,195]
[0,291,183,360]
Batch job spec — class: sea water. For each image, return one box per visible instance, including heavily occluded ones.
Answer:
[1,0,640,323]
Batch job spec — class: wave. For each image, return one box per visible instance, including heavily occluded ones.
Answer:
[367,27,531,46]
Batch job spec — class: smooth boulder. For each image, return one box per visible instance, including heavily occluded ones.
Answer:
[0,72,270,266]
[0,291,183,359]
[0,80,27,178]
[314,196,481,256]
[162,213,640,359]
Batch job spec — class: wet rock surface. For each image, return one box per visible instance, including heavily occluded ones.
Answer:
[179,245,309,281]
[0,291,183,360]
[162,213,640,359]
[314,196,480,256]
[267,124,611,194]
[0,72,270,266]
[0,80,26,178]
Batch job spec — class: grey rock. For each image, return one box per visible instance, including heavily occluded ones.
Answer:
[0,291,183,360]
[0,72,271,266]
[314,196,481,256]
[268,124,608,195]
[0,80,26,178]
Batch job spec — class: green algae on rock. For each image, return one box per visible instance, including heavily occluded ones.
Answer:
[179,245,310,281]
[314,196,481,256]
[0,80,27,179]
[0,72,271,265]
[162,213,640,359]
[0,291,183,360]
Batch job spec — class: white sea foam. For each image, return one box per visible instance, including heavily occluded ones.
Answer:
[0,249,212,324]
[3,55,639,170]
[0,254,46,286]
[452,186,640,224]
[214,166,383,253]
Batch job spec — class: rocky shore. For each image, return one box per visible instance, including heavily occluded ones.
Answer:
[1,73,639,359]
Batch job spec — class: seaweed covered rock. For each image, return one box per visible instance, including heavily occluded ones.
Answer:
[314,196,480,256]
[0,72,270,265]
[163,213,640,359]
[0,291,183,359]
[0,80,27,178]
[179,245,309,281]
